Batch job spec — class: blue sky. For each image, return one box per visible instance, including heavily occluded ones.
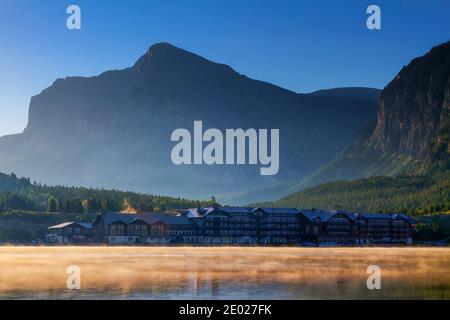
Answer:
[0,0,449,137]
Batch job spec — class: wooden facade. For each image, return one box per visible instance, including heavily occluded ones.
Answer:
[48,208,415,245]
[46,222,93,243]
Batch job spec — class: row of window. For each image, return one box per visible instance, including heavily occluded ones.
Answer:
[102,221,412,238]
[205,216,298,223]
[205,223,300,229]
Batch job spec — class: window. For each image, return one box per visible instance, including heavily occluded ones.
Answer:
[110,224,125,236]
[313,226,319,235]
[151,224,165,236]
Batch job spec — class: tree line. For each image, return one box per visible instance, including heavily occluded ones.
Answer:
[0,172,214,214]
[257,172,450,216]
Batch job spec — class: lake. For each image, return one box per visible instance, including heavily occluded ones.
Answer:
[0,246,449,299]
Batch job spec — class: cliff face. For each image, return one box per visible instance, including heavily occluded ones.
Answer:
[371,41,450,160]
[279,41,450,198]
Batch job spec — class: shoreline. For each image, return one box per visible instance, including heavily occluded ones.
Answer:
[0,243,447,248]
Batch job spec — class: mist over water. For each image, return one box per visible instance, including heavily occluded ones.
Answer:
[0,247,449,300]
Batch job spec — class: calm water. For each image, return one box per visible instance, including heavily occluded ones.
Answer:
[0,246,449,300]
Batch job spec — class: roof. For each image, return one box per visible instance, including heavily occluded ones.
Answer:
[100,212,193,225]
[357,213,415,224]
[97,209,415,225]
[100,213,137,225]
[217,207,252,214]
[205,207,414,223]
[252,207,299,214]
[137,213,192,225]
[78,222,93,229]
[182,207,216,218]
[299,209,359,222]
[207,207,301,216]
[182,208,201,218]
[48,222,92,230]
[395,213,416,224]
[300,210,336,222]
[358,213,393,219]
[49,222,74,229]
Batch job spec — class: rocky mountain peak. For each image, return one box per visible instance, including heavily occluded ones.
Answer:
[132,42,235,76]
[371,41,450,160]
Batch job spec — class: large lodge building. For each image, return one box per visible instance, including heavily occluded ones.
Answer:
[47,207,415,246]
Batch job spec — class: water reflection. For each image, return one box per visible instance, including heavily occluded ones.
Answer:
[0,247,449,299]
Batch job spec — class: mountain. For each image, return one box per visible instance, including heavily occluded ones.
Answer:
[0,43,379,199]
[287,41,450,192]
[371,41,450,160]
[259,41,450,211]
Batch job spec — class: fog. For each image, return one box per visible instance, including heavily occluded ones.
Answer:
[0,247,449,299]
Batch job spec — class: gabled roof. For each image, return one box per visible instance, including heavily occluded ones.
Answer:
[78,222,93,229]
[300,210,336,222]
[217,207,252,214]
[49,222,74,229]
[299,209,357,222]
[137,213,192,225]
[97,209,415,225]
[252,207,299,214]
[49,222,92,230]
[99,212,193,225]
[205,207,301,216]
[100,212,137,225]
[182,208,201,218]
[183,207,216,217]
[357,213,393,220]
[336,210,358,221]
[356,213,415,224]
[393,213,416,224]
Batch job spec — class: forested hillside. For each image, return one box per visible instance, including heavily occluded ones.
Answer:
[0,172,211,214]
[259,172,450,215]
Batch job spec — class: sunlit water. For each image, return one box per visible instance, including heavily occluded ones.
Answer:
[0,246,449,300]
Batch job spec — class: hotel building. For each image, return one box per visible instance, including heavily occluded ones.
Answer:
[47,206,415,245]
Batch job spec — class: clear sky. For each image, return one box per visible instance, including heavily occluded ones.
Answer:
[0,0,449,137]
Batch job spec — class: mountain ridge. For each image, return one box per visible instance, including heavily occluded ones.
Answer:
[286,40,450,192]
[0,43,379,199]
